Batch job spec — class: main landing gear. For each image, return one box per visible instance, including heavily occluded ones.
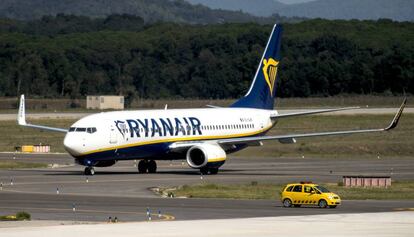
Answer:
[84,166,95,176]
[200,167,219,175]
[138,160,157,173]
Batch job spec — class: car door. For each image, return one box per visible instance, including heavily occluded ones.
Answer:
[304,185,318,205]
[291,185,304,204]
[109,124,118,144]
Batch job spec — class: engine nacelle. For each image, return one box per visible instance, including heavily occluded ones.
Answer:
[186,144,226,169]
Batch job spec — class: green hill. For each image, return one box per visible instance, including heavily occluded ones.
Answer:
[0,0,287,24]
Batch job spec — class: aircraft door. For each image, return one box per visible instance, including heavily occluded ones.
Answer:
[109,125,118,144]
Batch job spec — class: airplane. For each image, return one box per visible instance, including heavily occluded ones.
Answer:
[17,24,406,176]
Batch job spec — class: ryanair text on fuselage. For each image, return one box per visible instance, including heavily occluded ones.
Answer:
[115,117,202,138]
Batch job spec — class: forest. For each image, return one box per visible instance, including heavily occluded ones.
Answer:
[0,15,412,106]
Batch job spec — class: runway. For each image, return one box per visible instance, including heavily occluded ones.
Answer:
[1,153,414,223]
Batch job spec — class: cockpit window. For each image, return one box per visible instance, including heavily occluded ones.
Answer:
[76,127,86,132]
[69,127,76,132]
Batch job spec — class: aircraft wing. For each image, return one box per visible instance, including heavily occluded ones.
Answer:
[271,107,360,119]
[219,98,406,145]
[17,95,68,133]
[169,98,406,151]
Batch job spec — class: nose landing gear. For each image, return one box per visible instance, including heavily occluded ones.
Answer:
[138,160,157,173]
[84,167,95,176]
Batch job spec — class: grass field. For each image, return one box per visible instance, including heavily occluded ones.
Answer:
[237,113,414,159]
[0,114,412,158]
[0,161,48,169]
[0,212,31,221]
[134,95,412,110]
[170,181,414,200]
[0,95,411,112]
[0,119,73,153]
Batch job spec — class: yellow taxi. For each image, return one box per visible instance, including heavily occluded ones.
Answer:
[281,182,341,208]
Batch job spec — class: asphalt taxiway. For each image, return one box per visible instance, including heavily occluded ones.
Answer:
[1,153,414,222]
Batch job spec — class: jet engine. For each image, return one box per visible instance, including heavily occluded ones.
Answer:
[186,144,226,169]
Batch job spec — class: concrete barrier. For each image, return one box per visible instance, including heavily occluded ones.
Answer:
[343,176,391,187]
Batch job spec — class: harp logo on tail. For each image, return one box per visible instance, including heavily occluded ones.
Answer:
[262,58,279,96]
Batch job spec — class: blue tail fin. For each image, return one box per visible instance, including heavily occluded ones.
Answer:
[231,24,283,110]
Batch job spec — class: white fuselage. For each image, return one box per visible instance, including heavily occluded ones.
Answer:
[63,108,275,161]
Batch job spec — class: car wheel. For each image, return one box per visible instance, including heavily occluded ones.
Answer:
[318,199,328,208]
[283,199,292,208]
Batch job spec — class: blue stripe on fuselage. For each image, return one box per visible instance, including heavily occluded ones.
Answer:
[74,123,272,166]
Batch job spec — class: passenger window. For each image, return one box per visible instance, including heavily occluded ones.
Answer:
[292,185,302,192]
[286,186,293,192]
[304,186,313,193]
[76,128,86,132]
[88,127,97,133]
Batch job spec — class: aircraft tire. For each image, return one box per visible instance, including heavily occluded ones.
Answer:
[138,160,148,173]
[200,167,209,175]
[209,168,219,175]
[148,160,157,173]
[84,167,95,176]
[200,167,219,175]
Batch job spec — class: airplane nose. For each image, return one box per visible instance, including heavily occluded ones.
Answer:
[63,134,82,156]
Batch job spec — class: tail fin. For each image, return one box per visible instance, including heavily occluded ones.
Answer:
[231,24,283,110]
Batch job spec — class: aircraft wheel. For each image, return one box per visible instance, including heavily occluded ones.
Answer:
[84,167,95,176]
[148,160,157,173]
[200,167,209,175]
[200,167,219,175]
[209,168,219,175]
[138,160,148,173]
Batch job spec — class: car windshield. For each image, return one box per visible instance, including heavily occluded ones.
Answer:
[315,185,330,193]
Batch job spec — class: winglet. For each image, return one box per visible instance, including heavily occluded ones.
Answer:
[18,94,27,125]
[385,98,406,131]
